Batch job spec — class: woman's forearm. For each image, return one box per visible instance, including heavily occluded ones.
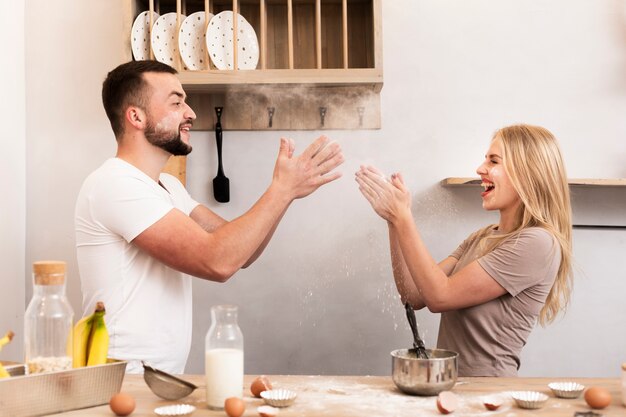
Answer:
[392,211,450,311]
[388,223,426,309]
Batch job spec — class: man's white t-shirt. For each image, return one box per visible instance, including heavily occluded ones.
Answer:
[75,158,200,374]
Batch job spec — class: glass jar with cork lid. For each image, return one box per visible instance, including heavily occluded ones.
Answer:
[24,260,74,373]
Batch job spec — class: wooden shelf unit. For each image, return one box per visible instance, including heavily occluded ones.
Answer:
[126,0,383,131]
[441,177,626,187]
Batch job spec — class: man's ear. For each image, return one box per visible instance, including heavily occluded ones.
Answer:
[126,106,146,130]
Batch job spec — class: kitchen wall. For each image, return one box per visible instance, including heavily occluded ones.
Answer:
[0,0,26,362]
[2,0,624,377]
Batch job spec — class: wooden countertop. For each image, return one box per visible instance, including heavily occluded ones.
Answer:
[51,374,624,417]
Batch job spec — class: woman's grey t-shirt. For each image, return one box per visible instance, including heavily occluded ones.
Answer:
[437,227,561,377]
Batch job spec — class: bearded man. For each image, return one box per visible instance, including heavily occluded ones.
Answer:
[75,61,343,373]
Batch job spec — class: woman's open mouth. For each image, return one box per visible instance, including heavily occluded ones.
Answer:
[481,181,495,197]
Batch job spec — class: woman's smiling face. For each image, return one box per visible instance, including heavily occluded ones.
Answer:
[476,138,521,215]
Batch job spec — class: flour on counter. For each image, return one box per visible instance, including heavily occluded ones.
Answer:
[276,376,520,417]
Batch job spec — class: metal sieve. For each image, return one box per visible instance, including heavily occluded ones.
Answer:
[142,362,199,401]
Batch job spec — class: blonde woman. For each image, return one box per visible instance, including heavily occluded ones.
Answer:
[355,124,572,376]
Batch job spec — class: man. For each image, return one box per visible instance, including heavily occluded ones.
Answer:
[75,61,344,373]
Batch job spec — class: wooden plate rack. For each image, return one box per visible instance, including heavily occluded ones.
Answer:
[126,0,383,131]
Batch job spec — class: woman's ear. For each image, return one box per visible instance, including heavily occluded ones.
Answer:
[126,106,146,130]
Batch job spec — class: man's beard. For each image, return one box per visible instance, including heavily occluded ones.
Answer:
[145,119,193,156]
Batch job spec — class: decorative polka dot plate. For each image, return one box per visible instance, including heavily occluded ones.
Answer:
[178,11,213,70]
[131,10,159,60]
[151,12,186,68]
[206,11,259,70]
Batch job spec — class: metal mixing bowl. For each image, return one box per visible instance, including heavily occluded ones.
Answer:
[391,348,458,396]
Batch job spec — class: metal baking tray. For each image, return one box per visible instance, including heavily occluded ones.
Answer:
[0,360,126,417]
[4,363,26,377]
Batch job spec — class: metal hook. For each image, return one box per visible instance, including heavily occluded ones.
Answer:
[357,107,365,127]
[267,107,275,128]
[319,107,327,127]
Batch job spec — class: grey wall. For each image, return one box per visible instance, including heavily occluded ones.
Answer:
[0,0,26,362]
[2,0,624,378]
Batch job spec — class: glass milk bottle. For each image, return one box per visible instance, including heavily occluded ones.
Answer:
[24,261,74,374]
[205,305,244,409]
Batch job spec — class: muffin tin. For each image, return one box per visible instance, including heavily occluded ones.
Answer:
[548,381,585,399]
[261,388,298,407]
[510,390,549,409]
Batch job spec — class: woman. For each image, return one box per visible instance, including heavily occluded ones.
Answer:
[355,124,572,377]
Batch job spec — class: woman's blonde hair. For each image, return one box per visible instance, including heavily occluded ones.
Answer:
[478,124,573,326]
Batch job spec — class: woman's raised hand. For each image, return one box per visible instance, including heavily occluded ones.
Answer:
[355,165,411,223]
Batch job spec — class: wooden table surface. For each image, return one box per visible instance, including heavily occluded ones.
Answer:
[51,374,625,417]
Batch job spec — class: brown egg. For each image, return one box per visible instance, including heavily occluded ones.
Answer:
[436,391,458,414]
[584,386,612,409]
[482,396,503,411]
[251,375,273,398]
[224,397,245,417]
[109,392,135,416]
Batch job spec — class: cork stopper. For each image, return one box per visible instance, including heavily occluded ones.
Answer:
[33,261,66,285]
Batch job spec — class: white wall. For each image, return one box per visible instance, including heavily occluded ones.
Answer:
[17,0,626,377]
[24,0,120,327]
[0,1,26,362]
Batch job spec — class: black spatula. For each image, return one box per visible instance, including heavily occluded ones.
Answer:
[213,107,230,203]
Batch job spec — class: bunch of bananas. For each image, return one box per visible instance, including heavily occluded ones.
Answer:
[73,301,109,367]
[0,330,15,378]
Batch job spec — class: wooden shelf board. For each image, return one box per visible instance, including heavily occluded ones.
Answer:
[178,68,383,92]
[441,177,626,187]
[567,178,626,187]
[441,177,482,186]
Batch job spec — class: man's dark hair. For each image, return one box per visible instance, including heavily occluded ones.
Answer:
[102,61,177,138]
